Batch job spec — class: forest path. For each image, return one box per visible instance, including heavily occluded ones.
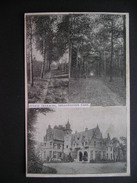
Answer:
[69,77,124,106]
[38,70,69,103]
[38,72,51,103]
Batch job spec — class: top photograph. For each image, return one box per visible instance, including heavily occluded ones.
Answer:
[25,13,129,106]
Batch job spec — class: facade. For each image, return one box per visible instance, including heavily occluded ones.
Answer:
[41,122,123,162]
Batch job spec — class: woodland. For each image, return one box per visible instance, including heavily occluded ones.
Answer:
[26,14,126,105]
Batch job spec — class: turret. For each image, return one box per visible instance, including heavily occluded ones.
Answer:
[65,121,72,134]
[107,133,110,140]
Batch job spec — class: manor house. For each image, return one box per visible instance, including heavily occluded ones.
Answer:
[41,121,120,162]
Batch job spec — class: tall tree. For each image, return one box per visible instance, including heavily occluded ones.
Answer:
[34,15,55,78]
[27,108,54,173]
[123,15,126,86]
[93,15,124,81]
[26,16,34,86]
[70,14,94,77]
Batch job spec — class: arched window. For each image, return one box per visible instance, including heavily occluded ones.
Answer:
[83,151,88,161]
[94,141,96,147]
[79,152,83,161]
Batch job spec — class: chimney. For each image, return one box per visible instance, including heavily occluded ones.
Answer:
[85,127,88,131]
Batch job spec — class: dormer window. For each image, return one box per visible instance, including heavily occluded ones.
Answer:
[94,141,96,147]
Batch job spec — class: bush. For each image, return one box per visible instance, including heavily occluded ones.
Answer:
[42,166,57,174]
[64,154,74,162]
[28,160,43,173]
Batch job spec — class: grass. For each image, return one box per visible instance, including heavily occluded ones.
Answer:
[28,79,48,103]
[42,166,57,174]
[101,76,126,105]
[44,78,69,103]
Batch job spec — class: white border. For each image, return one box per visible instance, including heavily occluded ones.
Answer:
[25,12,130,177]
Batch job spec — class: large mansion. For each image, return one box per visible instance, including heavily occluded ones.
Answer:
[40,121,125,162]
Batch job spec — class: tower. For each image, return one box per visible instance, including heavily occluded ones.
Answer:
[64,121,72,155]
[65,120,72,135]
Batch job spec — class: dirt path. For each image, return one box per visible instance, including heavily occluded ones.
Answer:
[38,72,51,103]
[69,78,124,105]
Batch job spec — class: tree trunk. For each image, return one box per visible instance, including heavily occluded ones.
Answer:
[30,17,33,86]
[40,38,46,79]
[76,45,79,78]
[109,20,114,82]
[104,51,106,78]
[69,43,72,79]
[123,15,126,87]
[41,50,46,79]
[98,53,101,77]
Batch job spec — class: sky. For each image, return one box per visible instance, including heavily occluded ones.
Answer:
[33,107,127,142]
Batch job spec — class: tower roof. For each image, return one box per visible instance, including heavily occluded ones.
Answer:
[66,120,71,129]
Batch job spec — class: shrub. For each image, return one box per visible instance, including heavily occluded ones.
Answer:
[42,166,57,174]
[28,160,43,173]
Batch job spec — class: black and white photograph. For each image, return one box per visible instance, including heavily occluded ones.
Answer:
[25,13,129,106]
[25,12,130,178]
[26,107,129,177]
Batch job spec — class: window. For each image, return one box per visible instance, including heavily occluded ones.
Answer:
[50,142,52,146]
[111,147,112,151]
[53,144,56,149]
[90,151,93,159]
[59,152,62,158]
[111,154,112,159]
[57,144,60,149]
[49,151,52,158]
[53,152,56,158]
[94,141,96,147]
[107,153,108,159]
[44,151,46,159]
[103,151,105,159]
[66,145,68,148]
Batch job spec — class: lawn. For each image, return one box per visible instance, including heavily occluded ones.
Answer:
[43,162,127,174]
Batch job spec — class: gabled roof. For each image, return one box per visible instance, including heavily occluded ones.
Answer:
[53,128,64,141]
[71,127,101,145]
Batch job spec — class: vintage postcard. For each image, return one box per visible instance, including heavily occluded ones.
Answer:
[25,12,130,177]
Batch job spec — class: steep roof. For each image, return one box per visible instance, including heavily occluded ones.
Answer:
[53,128,64,141]
[71,128,98,145]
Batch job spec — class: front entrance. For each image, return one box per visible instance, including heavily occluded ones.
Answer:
[79,152,83,161]
[83,151,88,161]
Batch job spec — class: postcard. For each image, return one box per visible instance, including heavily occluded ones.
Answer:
[25,12,130,177]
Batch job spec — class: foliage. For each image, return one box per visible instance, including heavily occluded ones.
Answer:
[42,166,57,174]
[64,153,74,162]
[27,108,54,173]
[70,14,126,81]
[112,136,127,162]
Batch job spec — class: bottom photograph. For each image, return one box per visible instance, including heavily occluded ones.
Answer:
[26,107,129,177]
